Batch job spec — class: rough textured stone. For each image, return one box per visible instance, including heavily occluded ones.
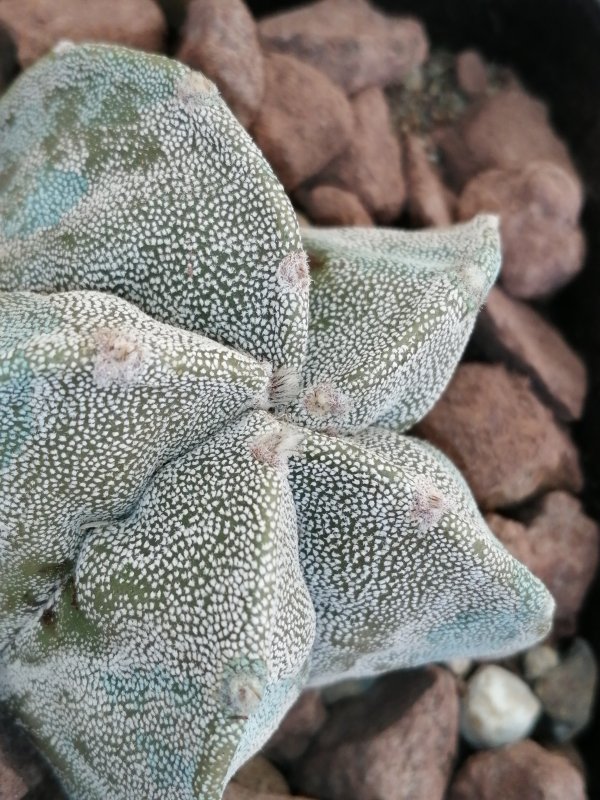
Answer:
[0,722,48,797]
[223,787,310,800]
[0,24,16,90]
[523,645,560,682]
[251,52,354,191]
[460,665,542,749]
[177,0,264,128]
[436,88,576,189]
[533,638,598,742]
[292,667,459,800]
[455,50,488,97]
[487,493,598,634]
[0,0,166,67]
[231,755,289,794]
[403,133,453,227]
[415,364,583,510]
[475,287,587,420]
[458,162,585,298]
[448,739,587,800]
[258,0,428,94]
[318,86,405,222]
[546,743,587,780]
[266,690,328,763]
[295,185,373,226]
[0,745,27,800]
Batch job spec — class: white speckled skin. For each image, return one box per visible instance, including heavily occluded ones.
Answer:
[1,406,315,800]
[292,216,501,433]
[290,427,554,687]
[0,44,555,800]
[0,44,309,373]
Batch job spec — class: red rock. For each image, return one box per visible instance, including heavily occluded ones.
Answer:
[292,667,459,800]
[455,50,488,97]
[476,287,587,420]
[0,745,27,800]
[448,739,586,800]
[487,494,598,635]
[230,755,289,794]
[403,133,452,227]
[266,689,328,763]
[415,364,583,510]
[435,87,576,189]
[251,52,354,191]
[223,786,303,800]
[458,162,585,298]
[177,0,264,128]
[0,0,166,67]
[546,743,587,779]
[319,86,405,222]
[258,0,428,94]
[295,185,373,226]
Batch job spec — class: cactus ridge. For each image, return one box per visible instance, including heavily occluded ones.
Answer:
[0,44,555,800]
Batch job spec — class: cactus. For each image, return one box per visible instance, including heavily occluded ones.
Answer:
[0,44,554,800]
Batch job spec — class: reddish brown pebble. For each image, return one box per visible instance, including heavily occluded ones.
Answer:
[266,690,328,763]
[435,87,576,189]
[448,739,586,800]
[319,86,405,222]
[459,162,585,298]
[223,786,306,800]
[455,50,489,97]
[258,0,428,94]
[0,0,166,67]
[546,743,587,780]
[295,185,373,226]
[177,0,264,128]
[488,494,598,635]
[292,667,459,800]
[0,746,28,800]
[476,287,587,420]
[231,754,289,794]
[403,133,452,227]
[251,53,354,191]
[415,364,583,510]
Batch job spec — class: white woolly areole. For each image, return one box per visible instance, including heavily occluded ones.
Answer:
[302,382,352,418]
[92,327,148,388]
[408,474,449,532]
[249,425,305,472]
[277,251,311,294]
[176,70,218,107]
[224,672,265,719]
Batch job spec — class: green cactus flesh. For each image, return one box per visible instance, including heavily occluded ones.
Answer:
[0,43,309,372]
[0,289,273,646]
[289,425,554,686]
[1,406,315,800]
[290,215,501,434]
[0,44,555,800]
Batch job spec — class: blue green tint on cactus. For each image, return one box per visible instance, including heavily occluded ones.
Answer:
[0,43,554,800]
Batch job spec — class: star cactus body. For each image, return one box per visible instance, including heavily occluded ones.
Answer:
[0,44,554,800]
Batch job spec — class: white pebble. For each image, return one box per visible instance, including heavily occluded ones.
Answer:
[461,664,542,748]
[523,645,560,682]
[447,657,473,677]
